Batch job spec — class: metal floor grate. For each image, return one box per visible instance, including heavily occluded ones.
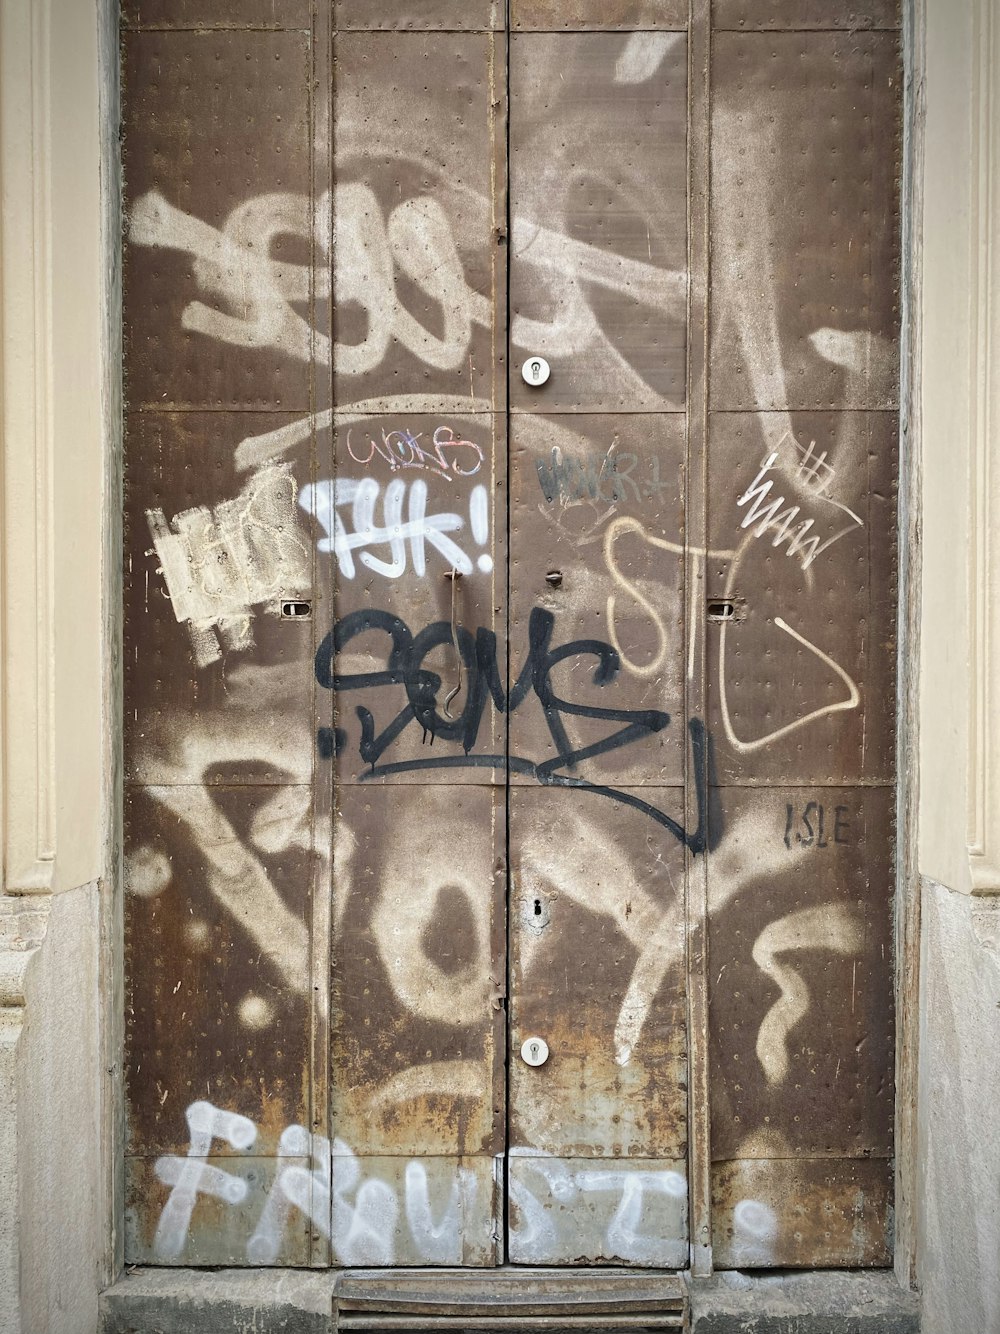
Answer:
[334,1268,688,1331]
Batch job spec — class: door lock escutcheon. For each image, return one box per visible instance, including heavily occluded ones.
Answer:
[521,356,551,387]
[520,1036,550,1067]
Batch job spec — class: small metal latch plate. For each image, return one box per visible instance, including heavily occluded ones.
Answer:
[281,599,312,619]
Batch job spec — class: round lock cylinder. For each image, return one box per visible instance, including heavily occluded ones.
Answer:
[520,1036,550,1067]
[521,356,551,386]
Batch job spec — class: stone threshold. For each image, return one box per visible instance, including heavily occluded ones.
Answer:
[99,1267,919,1333]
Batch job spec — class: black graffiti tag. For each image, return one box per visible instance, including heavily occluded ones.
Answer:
[315,606,721,854]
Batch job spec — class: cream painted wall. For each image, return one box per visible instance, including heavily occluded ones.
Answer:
[0,0,108,902]
[917,0,975,898]
[916,0,1000,1329]
[15,885,103,1334]
[918,882,1000,1334]
[919,0,1000,899]
[0,0,117,1329]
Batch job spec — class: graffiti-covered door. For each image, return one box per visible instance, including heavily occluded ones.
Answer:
[122,0,900,1274]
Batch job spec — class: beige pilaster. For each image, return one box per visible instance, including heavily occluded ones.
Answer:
[0,0,116,1329]
[917,1,1000,1329]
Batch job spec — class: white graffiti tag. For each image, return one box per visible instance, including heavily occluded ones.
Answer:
[300,478,492,579]
[736,436,864,571]
[129,185,488,374]
[130,190,325,363]
[153,1101,258,1260]
[154,1102,688,1268]
[752,905,863,1086]
[129,184,683,385]
[155,1103,481,1266]
[508,1150,688,1267]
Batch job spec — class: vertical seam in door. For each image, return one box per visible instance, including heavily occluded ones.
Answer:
[310,0,334,1269]
[685,0,714,1279]
[502,0,513,1269]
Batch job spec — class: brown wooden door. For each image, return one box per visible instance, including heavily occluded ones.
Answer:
[121,0,899,1272]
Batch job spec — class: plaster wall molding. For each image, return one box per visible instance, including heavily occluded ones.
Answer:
[0,893,50,1334]
[967,0,1000,893]
[0,896,50,1012]
[0,3,121,1324]
[0,0,105,896]
[0,0,57,892]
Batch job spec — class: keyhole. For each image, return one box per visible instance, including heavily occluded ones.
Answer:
[533,898,542,916]
[521,356,550,387]
[521,1034,548,1066]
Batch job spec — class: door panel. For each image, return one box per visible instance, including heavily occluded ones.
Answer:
[711,0,899,29]
[332,28,507,414]
[508,31,687,413]
[123,0,314,27]
[505,22,692,1266]
[324,16,509,1267]
[712,1158,893,1269]
[122,28,319,413]
[508,1155,689,1266]
[510,2,689,34]
[508,792,688,1155]
[702,19,900,1269]
[321,412,507,786]
[334,0,504,28]
[507,790,688,1264]
[704,411,898,785]
[122,10,331,1266]
[709,31,901,415]
[708,786,895,1164]
[508,413,687,793]
[329,784,505,1265]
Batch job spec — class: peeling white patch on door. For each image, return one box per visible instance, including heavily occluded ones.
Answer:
[146,462,311,668]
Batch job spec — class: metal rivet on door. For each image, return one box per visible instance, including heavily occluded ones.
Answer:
[520,1036,550,1067]
[521,356,550,386]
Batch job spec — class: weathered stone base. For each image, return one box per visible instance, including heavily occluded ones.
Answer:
[100,1269,331,1334]
[689,1271,920,1332]
[1,886,105,1334]
[99,1268,919,1334]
